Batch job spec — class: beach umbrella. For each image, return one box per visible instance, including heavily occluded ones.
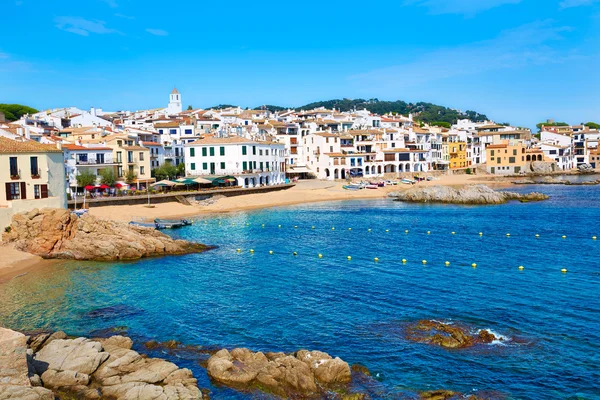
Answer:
[151,180,176,187]
[115,183,127,188]
[99,184,110,189]
[193,177,212,184]
[84,185,96,191]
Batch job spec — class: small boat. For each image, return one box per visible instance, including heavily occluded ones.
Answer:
[343,185,361,190]
[426,176,434,181]
[129,221,163,229]
[154,218,191,229]
[385,180,399,186]
[72,209,88,217]
[366,184,379,189]
[401,178,416,185]
[414,176,426,182]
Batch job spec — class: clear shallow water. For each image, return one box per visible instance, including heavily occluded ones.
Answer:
[1,184,600,399]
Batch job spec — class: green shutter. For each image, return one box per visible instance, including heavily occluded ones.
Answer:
[191,163,196,170]
[220,162,225,169]
[260,162,263,171]
[252,146,256,155]
[202,148,207,157]
[220,147,225,156]
[243,161,247,170]
[190,148,195,157]
[203,163,208,170]
[210,147,215,156]
[242,146,247,155]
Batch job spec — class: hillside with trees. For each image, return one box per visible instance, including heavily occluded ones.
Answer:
[251,98,488,124]
[0,104,39,121]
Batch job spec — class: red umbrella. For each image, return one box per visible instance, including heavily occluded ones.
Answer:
[98,184,110,189]
[115,183,126,188]
[84,185,96,191]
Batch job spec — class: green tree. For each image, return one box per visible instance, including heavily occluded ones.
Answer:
[187,105,193,110]
[0,104,39,121]
[99,168,116,186]
[76,170,97,188]
[584,122,600,130]
[536,121,569,131]
[125,169,137,185]
[176,162,185,176]
[430,121,451,129]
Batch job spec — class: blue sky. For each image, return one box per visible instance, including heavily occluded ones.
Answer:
[1,0,599,128]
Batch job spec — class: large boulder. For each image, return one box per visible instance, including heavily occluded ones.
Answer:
[2,208,211,261]
[207,347,352,397]
[405,320,502,349]
[389,184,548,204]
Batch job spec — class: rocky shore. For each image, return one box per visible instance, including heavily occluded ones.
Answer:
[389,184,548,205]
[2,208,212,261]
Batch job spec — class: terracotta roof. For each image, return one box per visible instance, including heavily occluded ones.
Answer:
[171,87,179,94]
[154,122,180,128]
[0,137,63,154]
[486,144,508,149]
[141,141,162,147]
[63,144,112,151]
[123,146,148,151]
[186,136,255,145]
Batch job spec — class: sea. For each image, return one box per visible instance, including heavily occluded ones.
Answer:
[1,184,599,399]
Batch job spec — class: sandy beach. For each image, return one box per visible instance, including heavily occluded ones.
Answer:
[0,174,510,281]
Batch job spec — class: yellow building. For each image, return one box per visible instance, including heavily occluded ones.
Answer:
[486,141,527,175]
[449,141,468,169]
[0,137,67,230]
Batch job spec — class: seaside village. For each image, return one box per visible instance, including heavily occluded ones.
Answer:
[1,88,599,230]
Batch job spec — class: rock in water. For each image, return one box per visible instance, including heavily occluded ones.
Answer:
[405,320,502,349]
[388,184,548,205]
[2,208,212,261]
[207,347,352,397]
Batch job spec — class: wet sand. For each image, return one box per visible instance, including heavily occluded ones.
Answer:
[0,243,59,284]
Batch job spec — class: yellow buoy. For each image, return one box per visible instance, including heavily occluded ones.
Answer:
[332,227,335,230]
[535,234,539,238]
[422,260,427,264]
[294,226,298,229]
[445,261,450,266]
[368,228,372,232]
[236,249,241,253]
[593,236,597,240]
[385,229,389,232]
[374,257,379,262]
[518,266,524,270]
[249,249,254,253]
[427,231,431,235]
[318,254,323,258]
[348,228,352,231]
[293,252,298,256]
[561,268,568,273]
[246,223,250,226]
[269,250,273,255]
[472,263,477,268]
[451,231,456,235]
[261,224,265,228]
[278,225,282,228]
[312,226,315,229]
[402,259,407,264]
[479,232,483,236]
[232,223,236,226]
[562,235,566,239]
[347,256,352,260]
[405,230,409,234]
[506,233,510,237]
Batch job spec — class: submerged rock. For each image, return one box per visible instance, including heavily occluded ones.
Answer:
[2,208,213,261]
[207,347,352,398]
[389,184,548,205]
[405,320,502,349]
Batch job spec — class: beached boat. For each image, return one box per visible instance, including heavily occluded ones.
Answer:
[366,184,379,189]
[154,218,192,229]
[401,178,416,185]
[343,184,361,190]
[385,180,399,185]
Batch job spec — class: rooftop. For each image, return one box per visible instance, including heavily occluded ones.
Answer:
[0,136,63,154]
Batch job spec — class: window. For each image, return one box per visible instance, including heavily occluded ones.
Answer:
[202,163,207,170]
[170,129,177,135]
[159,130,164,134]
[513,149,517,155]
[128,151,133,163]
[36,184,48,199]
[220,147,225,156]
[253,146,256,155]
[202,147,207,157]
[116,152,122,163]
[209,147,215,156]
[266,150,269,156]
[5,182,24,200]
[509,157,515,164]
[243,161,248,171]
[9,157,18,177]
[497,158,501,164]
[491,150,495,156]
[185,129,192,134]
[242,146,247,155]
[259,149,263,156]
[140,166,145,175]
[117,166,123,177]
[220,162,225,170]
[191,163,196,171]
[34,185,40,199]
[259,162,263,170]
[188,148,195,157]
[30,156,39,177]
[139,152,144,161]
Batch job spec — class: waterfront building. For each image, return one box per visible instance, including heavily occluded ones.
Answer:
[184,136,286,187]
[485,141,527,175]
[0,136,67,230]
[63,143,118,193]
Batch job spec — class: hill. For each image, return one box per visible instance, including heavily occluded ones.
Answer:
[253,98,488,124]
[0,104,39,121]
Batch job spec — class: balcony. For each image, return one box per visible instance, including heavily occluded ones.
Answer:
[76,158,116,165]
[127,158,137,164]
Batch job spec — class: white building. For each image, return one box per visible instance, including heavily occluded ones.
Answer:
[166,88,183,115]
[63,143,118,192]
[184,136,286,188]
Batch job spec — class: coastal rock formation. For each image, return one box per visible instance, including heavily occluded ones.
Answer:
[1,327,204,399]
[389,184,548,204]
[2,208,211,261]
[207,347,351,397]
[405,320,501,349]
[0,327,55,400]
[529,161,556,174]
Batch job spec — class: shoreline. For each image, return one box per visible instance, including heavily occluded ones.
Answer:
[0,243,60,284]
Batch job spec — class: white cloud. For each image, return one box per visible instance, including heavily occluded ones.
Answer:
[146,28,168,36]
[403,0,522,15]
[55,17,121,36]
[559,0,599,8]
[350,21,575,87]
[114,13,135,19]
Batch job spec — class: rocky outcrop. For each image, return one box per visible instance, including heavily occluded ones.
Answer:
[0,327,203,400]
[0,327,55,400]
[405,320,502,349]
[2,208,212,261]
[207,347,351,397]
[529,161,556,174]
[389,185,548,204]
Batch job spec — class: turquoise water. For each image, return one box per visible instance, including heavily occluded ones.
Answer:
[1,185,599,399]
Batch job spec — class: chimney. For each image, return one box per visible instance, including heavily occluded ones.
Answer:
[56,142,63,150]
